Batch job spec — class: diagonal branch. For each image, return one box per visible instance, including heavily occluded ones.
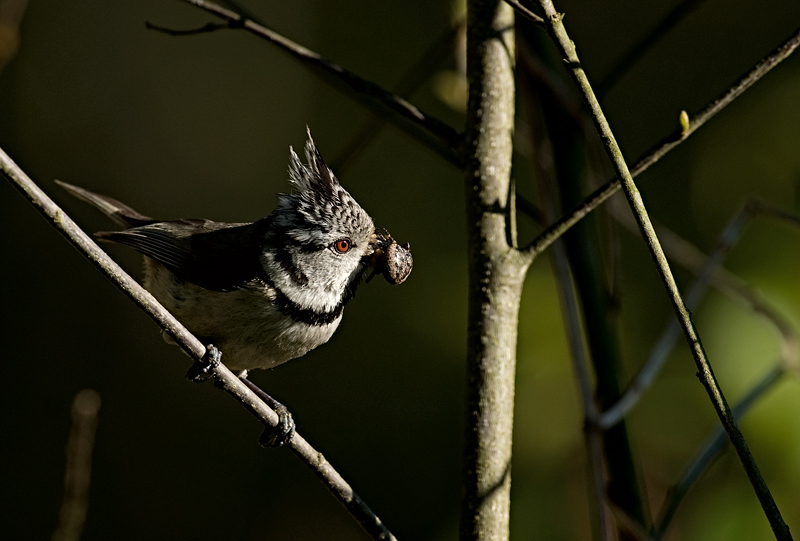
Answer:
[522,26,800,262]
[596,0,706,97]
[0,146,398,541]
[653,363,790,540]
[600,199,800,428]
[534,1,793,539]
[502,0,545,27]
[165,0,461,164]
[331,21,464,173]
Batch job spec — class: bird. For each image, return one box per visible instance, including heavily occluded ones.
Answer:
[57,129,412,445]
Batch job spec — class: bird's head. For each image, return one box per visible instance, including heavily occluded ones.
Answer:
[262,130,376,312]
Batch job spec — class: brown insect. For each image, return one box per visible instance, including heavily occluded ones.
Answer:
[367,231,413,285]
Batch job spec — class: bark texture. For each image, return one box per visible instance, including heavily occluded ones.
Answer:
[460,2,527,540]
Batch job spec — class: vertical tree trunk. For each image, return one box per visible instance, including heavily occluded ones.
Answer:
[460,2,526,541]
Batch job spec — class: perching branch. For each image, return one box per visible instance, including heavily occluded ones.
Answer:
[534,2,792,538]
[160,0,461,164]
[0,147,398,541]
[522,25,800,262]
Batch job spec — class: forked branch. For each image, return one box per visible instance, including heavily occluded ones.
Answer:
[522,26,800,262]
[533,1,792,538]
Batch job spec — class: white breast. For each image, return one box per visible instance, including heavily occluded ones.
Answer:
[144,259,341,371]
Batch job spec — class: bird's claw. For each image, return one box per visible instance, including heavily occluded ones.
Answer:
[258,402,296,448]
[186,344,222,382]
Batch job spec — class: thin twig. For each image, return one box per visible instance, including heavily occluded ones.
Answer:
[503,0,545,27]
[52,389,101,541]
[600,199,800,428]
[552,241,609,540]
[331,21,464,173]
[164,0,461,164]
[213,0,455,174]
[653,364,787,539]
[0,147,398,541]
[596,0,706,97]
[598,203,751,428]
[534,2,792,538]
[531,101,606,537]
[522,26,800,262]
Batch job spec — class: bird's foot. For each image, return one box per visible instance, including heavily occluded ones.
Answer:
[258,402,296,448]
[185,344,222,382]
[251,390,295,448]
[237,376,296,447]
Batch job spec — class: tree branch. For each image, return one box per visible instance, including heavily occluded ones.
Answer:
[522,26,800,262]
[551,242,609,540]
[534,2,793,538]
[654,360,797,539]
[52,389,101,541]
[165,0,461,164]
[460,2,525,540]
[0,147,398,541]
[502,0,545,27]
[332,21,464,173]
[527,88,607,538]
[596,0,706,97]
[600,199,800,428]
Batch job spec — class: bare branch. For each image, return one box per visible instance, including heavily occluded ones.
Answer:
[534,2,793,538]
[502,0,545,27]
[0,147,398,541]
[522,26,800,262]
[551,242,609,540]
[597,0,706,97]
[332,21,463,173]
[164,0,461,164]
[600,199,800,428]
[653,364,788,539]
[52,389,101,541]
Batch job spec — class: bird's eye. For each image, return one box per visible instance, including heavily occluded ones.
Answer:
[334,238,351,253]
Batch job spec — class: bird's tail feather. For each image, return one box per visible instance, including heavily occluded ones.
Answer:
[55,180,155,228]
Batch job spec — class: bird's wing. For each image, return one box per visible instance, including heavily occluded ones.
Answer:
[99,219,268,292]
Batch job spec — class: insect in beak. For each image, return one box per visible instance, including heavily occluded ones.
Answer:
[366,231,413,285]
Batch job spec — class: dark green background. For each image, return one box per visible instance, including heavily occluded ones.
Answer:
[2,1,799,539]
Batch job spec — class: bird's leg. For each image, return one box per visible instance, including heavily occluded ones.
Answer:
[185,344,222,382]
[238,375,296,448]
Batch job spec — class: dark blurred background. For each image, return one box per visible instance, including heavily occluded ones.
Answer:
[1,1,799,540]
